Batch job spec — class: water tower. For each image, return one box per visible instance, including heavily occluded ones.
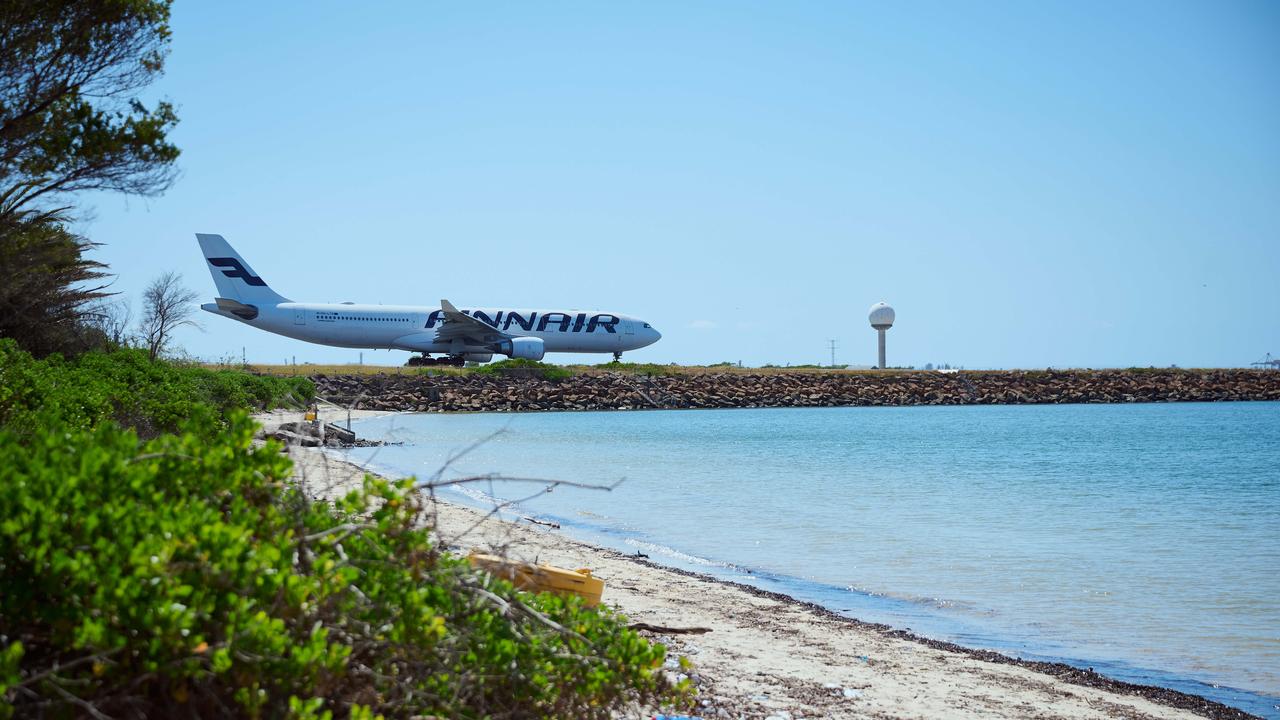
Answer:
[868,301,895,369]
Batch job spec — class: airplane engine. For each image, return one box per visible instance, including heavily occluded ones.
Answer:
[497,336,545,361]
[462,353,493,363]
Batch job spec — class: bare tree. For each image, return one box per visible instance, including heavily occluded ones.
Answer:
[84,298,133,348]
[139,271,199,360]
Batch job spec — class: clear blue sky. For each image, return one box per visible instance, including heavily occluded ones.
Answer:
[81,1,1279,368]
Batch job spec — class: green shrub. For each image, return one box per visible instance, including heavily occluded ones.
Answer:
[0,339,313,437]
[474,358,573,381]
[584,362,680,377]
[0,340,687,717]
[0,413,685,718]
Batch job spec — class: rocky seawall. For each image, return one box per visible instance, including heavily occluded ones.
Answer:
[310,369,1280,413]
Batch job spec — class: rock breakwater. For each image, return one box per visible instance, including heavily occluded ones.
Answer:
[310,369,1280,413]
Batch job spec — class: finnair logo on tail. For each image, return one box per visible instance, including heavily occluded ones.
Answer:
[208,257,266,286]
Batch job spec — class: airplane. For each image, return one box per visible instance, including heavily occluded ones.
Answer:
[196,234,661,366]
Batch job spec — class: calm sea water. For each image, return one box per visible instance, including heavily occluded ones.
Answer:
[339,402,1280,717]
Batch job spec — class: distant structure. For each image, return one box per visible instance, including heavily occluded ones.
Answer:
[1252,353,1280,370]
[868,301,895,369]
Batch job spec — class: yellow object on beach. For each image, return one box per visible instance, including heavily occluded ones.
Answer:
[468,552,605,607]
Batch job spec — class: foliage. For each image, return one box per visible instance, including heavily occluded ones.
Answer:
[0,413,684,718]
[0,338,313,437]
[475,358,573,381]
[0,209,112,357]
[0,342,686,716]
[0,0,179,217]
[0,0,181,357]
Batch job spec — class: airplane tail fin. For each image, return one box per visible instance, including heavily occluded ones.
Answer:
[196,234,290,305]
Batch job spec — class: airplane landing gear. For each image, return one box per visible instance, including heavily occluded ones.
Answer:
[406,354,465,367]
[612,351,623,363]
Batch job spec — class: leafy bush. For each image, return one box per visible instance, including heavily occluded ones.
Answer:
[0,413,684,718]
[0,339,313,437]
[474,358,573,381]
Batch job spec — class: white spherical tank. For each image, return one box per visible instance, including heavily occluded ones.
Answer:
[868,302,895,329]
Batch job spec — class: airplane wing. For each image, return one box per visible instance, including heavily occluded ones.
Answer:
[433,298,510,344]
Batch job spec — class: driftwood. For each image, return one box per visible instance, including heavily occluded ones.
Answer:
[627,622,712,635]
[521,516,561,529]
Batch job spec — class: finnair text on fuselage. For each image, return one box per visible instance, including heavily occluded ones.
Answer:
[424,309,619,334]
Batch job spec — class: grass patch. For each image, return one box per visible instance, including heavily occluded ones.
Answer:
[761,363,848,370]
[568,362,683,377]
[474,358,573,381]
[240,362,472,377]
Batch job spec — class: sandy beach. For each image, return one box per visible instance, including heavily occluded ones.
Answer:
[255,409,1254,720]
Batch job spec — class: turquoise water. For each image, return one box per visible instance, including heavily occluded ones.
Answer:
[340,402,1280,716]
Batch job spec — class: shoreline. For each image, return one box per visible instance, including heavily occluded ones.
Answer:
[256,408,1265,719]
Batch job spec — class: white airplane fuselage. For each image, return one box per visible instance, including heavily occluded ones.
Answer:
[195,233,660,361]
[203,301,660,356]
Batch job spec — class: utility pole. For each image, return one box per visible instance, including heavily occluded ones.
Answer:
[828,339,838,368]
[1252,353,1279,370]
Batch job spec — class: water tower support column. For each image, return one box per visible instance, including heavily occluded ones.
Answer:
[868,301,895,370]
